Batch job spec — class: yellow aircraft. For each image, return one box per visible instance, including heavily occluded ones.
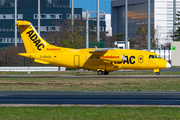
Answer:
[16,20,171,75]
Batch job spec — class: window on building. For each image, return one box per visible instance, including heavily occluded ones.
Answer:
[46,27,49,32]
[35,27,38,31]
[11,38,14,43]
[101,27,104,32]
[67,14,71,19]
[0,38,2,43]
[0,14,23,19]
[18,38,21,43]
[75,14,81,19]
[34,14,62,19]
[50,26,56,31]
[40,26,47,32]
[50,15,56,18]
[56,26,60,31]
[59,14,62,19]
[41,15,46,19]
[7,38,9,43]
[34,14,37,19]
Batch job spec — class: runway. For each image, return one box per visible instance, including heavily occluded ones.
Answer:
[0,91,180,105]
[0,75,180,78]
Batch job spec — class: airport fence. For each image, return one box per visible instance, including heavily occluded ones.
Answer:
[152,47,171,62]
[0,66,66,72]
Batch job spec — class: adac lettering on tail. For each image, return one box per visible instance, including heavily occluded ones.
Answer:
[26,30,45,50]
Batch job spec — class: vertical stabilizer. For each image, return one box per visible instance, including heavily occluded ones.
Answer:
[16,20,51,53]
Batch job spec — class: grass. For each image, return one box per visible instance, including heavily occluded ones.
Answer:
[0,106,180,120]
[0,71,179,119]
[1,71,180,75]
[0,77,180,91]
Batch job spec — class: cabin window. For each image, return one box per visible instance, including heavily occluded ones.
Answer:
[97,57,99,60]
[91,57,93,59]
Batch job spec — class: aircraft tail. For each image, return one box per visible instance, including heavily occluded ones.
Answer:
[16,20,56,53]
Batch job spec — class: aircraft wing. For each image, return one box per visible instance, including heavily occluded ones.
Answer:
[88,48,125,62]
[89,48,115,53]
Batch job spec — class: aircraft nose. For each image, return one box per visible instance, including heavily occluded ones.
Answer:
[166,62,171,68]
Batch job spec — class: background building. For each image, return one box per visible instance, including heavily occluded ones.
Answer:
[111,0,180,46]
[0,0,105,48]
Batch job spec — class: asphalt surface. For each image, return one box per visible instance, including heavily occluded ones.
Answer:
[0,91,180,105]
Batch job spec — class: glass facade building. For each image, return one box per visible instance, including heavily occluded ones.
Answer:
[0,0,106,48]
[112,0,180,45]
[111,0,154,39]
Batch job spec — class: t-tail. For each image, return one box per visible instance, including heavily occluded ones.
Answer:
[15,20,59,53]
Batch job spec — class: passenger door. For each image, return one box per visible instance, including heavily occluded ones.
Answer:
[74,55,80,67]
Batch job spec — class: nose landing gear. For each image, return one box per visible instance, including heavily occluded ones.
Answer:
[154,69,160,75]
[156,72,160,75]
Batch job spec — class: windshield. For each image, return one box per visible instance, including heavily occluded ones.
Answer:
[149,55,161,59]
[149,55,155,59]
[155,55,161,58]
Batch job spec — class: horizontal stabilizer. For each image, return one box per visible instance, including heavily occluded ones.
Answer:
[34,59,50,64]
[18,53,31,58]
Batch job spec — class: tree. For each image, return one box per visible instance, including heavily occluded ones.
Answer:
[114,33,125,41]
[43,19,97,49]
[0,45,42,66]
[132,24,158,49]
[172,11,180,41]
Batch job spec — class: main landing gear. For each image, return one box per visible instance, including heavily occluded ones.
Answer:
[97,70,109,75]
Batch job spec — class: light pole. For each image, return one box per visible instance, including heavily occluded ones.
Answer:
[147,0,151,51]
[173,0,176,36]
[125,0,128,49]
[97,0,100,42]
[15,0,17,47]
[71,0,74,26]
[86,10,89,48]
[38,0,40,35]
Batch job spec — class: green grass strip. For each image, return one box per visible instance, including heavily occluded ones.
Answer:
[0,106,180,120]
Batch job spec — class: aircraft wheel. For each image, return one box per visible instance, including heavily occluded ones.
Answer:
[98,70,103,75]
[104,71,109,75]
[156,72,160,75]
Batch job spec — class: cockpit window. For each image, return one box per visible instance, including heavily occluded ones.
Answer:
[149,55,161,59]
[149,55,155,59]
[155,55,161,58]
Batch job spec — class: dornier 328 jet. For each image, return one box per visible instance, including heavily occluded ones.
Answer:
[16,20,171,75]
